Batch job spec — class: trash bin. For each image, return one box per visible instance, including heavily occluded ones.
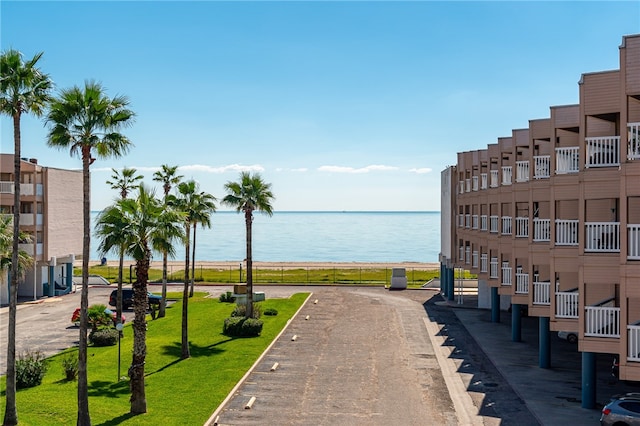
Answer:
[101,257,107,266]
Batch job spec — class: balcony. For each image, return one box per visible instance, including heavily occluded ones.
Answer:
[585,222,620,252]
[555,147,579,174]
[585,136,620,168]
[465,214,471,229]
[459,246,464,262]
[515,161,529,183]
[0,181,14,194]
[472,214,479,230]
[533,218,551,242]
[489,257,499,278]
[480,173,488,190]
[458,214,465,228]
[480,253,488,273]
[465,246,471,265]
[459,181,465,195]
[465,178,471,193]
[533,156,550,179]
[555,219,579,246]
[533,280,551,305]
[501,216,512,235]
[472,250,478,268]
[480,215,488,231]
[501,166,512,185]
[19,214,44,227]
[490,170,499,188]
[629,224,640,260]
[556,290,579,318]
[18,243,43,256]
[515,217,529,238]
[501,262,512,286]
[628,122,640,160]
[585,298,620,338]
[489,215,499,233]
[515,270,529,294]
[472,176,478,191]
[628,323,640,361]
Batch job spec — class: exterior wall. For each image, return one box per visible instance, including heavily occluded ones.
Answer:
[43,168,83,259]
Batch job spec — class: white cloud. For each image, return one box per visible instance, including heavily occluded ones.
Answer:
[276,167,308,172]
[318,164,398,174]
[179,164,264,173]
[409,167,433,174]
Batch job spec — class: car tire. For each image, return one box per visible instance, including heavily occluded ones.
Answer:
[567,333,578,344]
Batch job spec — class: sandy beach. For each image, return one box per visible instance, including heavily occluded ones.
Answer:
[81,260,440,270]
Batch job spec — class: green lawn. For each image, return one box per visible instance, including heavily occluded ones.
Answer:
[0,291,309,425]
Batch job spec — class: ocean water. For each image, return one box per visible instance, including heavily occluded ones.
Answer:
[90,211,440,263]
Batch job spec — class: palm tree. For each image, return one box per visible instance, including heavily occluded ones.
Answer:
[95,185,184,414]
[45,80,134,425]
[0,216,33,289]
[188,188,216,297]
[152,165,182,317]
[106,167,143,325]
[0,48,52,426]
[222,172,274,319]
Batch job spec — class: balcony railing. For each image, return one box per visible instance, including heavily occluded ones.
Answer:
[533,218,551,242]
[533,281,550,305]
[465,214,471,228]
[515,217,529,238]
[490,170,499,188]
[628,122,640,160]
[585,222,620,252]
[458,214,465,228]
[501,216,512,235]
[472,214,479,230]
[465,178,471,193]
[472,250,479,268]
[628,324,640,361]
[555,219,579,246]
[515,271,529,294]
[480,215,488,231]
[556,147,579,174]
[0,181,14,194]
[629,224,640,260]
[515,161,529,182]
[472,176,478,191]
[19,214,44,227]
[489,257,499,278]
[21,184,34,196]
[501,166,512,185]
[480,173,488,190]
[501,262,512,286]
[465,246,471,265]
[556,291,579,318]
[480,253,488,273]
[585,305,620,338]
[489,215,499,233]
[459,181,465,194]
[585,136,620,168]
[18,243,43,256]
[459,246,464,262]
[533,155,550,179]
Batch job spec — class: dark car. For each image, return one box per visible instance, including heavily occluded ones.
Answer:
[109,289,162,310]
[601,393,640,425]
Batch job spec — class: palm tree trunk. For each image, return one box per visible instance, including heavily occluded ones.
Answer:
[158,251,167,318]
[189,223,196,297]
[77,147,91,425]
[181,224,191,359]
[117,248,124,326]
[3,112,22,426]
[129,252,149,414]
[245,210,253,319]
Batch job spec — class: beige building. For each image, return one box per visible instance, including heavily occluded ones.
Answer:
[440,34,640,408]
[0,155,82,304]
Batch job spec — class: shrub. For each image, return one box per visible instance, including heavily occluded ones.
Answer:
[219,291,235,303]
[61,352,78,381]
[231,302,261,319]
[16,350,48,389]
[263,307,278,316]
[89,328,119,347]
[88,304,112,330]
[222,317,263,337]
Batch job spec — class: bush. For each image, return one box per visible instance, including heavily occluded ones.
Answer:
[219,291,235,303]
[16,350,48,389]
[263,307,278,316]
[223,316,263,337]
[89,328,119,347]
[88,304,112,330]
[61,352,78,381]
[231,302,261,319]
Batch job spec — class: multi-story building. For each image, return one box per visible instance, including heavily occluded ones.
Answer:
[440,33,640,409]
[0,154,82,305]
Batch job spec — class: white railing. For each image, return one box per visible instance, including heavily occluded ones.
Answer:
[585,136,620,168]
[472,250,478,268]
[629,224,640,260]
[472,176,478,191]
[490,215,499,233]
[465,214,471,228]
[556,147,579,174]
[533,218,551,242]
[0,181,14,194]
[18,214,42,226]
[472,215,479,230]
[501,216,512,235]
[458,214,465,227]
[555,219,579,246]
[459,181,465,194]
[515,217,529,238]
[501,166,512,185]
[515,161,529,182]
[628,122,640,160]
[533,281,551,305]
[556,291,579,318]
[480,215,488,231]
[490,170,499,188]
[501,262,512,286]
[628,324,640,361]
[480,173,488,189]
[465,246,471,265]
[480,253,488,273]
[465,178,471,193]
[459,246,465,262]
[489,257,499,278]
[515,272,529,294]
[36,183,43,196]
[533,155,550,179]
[20,184,34,196]
[18,243,43,256]
[585,222,620,252]
[585,306,620,338]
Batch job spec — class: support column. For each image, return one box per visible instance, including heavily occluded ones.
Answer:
[440,263,445,293]
[491,287,500,323]
[48,263,55,297]
[447,267,455,301]
[582,352,596,409]
[512,304,522,342]
[539,316,550,368]
[66,262,73,291]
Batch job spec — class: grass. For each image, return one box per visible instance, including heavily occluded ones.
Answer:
[0,291,309,425]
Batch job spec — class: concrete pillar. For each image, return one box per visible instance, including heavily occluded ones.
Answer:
[48,264,55,297]
[512,304,522,342]
[539,316,550,368]
[66,262,73,290]
[582,352,597,409]
[440,263,445,293]
[447,267,455,301]
[491,287,500,323]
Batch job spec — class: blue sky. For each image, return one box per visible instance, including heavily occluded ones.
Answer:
[1,1,639,211]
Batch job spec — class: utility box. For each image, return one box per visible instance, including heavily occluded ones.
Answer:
[234,284,247,294]
[390,268,408,290]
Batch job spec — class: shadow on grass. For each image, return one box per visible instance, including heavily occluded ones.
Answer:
[144,339,235,377]
[95,411,139,426]
[87,379,130,398]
